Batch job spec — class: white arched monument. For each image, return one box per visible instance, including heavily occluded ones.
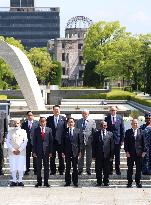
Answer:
[0,40,46,110]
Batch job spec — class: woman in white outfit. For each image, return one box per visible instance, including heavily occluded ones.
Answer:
[6,119,28,187]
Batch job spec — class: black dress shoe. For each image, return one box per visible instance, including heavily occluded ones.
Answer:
[10,182,17,187]
[59,172,64,175]
[35,183,42,188]
[64,183,70,187]
[74,183,78,187]
[18,182,24,187]
[109,172,113,175]
[127,183,132,188]
[44,183,50,188]
[104,183,109,187]
[136,183,142,188]
[87,171,91,175]
[116,171,121,175]
[0,171,4,175]
[78,171,83,175]
[24,171,29,175]
[96,183,102,187]
[50,172,56,175]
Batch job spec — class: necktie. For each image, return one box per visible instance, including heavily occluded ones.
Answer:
[29,121,32,129]
[55,118,58,127]
[41,127,45,140]
[134,129,137,139]
[112,117,115,124]
[69,128,73,141]
[102,130,105,140]
[82,119,86,130]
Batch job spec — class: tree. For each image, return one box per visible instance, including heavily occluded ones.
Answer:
[83,21,151,91]
[0,36,26,89]
[28,47,62,85]
[83,61,103,87]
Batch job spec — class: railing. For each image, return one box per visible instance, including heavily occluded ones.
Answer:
[0,7,60,12]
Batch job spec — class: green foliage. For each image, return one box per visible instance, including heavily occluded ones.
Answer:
[130,96,151,107]
[123,86,133,92]
[0,95,7,100]
[75,93,107,99]
[145,55,151,95]
[83,61,102,87]
[49,61,62,85]
[0,36,25,89]
[83,21,151,92]
[106,90,135,100]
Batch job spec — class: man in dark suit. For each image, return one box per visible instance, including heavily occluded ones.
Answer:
[33,117,53,187]
[21,111,39,175]
[46,105,66,175]
[140,113,151,175]
[0,111,8,175]
[105,106,124,175]
[92,121,114,186]
[62,117,82,187]
[124,119,146,188]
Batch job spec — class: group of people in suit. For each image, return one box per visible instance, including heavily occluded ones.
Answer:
[6,104,150,188]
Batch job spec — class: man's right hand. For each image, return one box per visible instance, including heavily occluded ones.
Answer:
[33,153,37,158]
[126,152,130,158]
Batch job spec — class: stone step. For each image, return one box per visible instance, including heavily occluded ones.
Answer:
[1,178,151,187]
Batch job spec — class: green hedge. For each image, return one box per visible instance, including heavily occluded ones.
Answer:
[0,95,7,100]
[130,96,151,107]
[75,90,135,100]
[106,90,135,100]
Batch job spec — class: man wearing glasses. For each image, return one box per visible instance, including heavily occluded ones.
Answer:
[21,111,39,175]
[105,106,124,175]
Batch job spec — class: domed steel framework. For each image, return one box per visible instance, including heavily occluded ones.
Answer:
[66,16,92,29]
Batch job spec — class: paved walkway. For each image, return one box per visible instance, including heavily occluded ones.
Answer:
[0,187,151,205]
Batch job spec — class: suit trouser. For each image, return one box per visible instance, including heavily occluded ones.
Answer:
[127,156,142,184]
[65,155,78,185]
[26,143,37,172]
[78,144,92,172]
[142,146,151,174]
[0,143,4,172]
[96,157,110,184]
[110,144,120,172]
[36,153,49,184]
[50,140,65,174]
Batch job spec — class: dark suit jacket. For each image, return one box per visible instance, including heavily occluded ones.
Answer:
[124,128,146,157]
[21,120,39,145]
[105,114,124,144]
[33,126,53,157]
[46,115,66,145]
[63,128,82,158]
[92,129,114,159]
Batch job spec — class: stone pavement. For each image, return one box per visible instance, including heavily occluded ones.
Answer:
[0,187,151,205]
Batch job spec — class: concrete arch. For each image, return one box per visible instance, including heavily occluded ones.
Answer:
[0,40,45,110]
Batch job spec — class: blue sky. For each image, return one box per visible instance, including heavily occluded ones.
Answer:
[1,0,151,36]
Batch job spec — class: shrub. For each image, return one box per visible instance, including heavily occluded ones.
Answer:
[0,95,7,100]
[124,86,133,92]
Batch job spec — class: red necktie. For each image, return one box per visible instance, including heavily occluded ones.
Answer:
[41,127,45,140]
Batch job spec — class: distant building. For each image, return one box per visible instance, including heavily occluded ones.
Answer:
[48,16,92,86]
[0,0,60,49]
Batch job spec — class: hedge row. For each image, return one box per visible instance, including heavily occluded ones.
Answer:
[76,90,151,108]
[0,95,7,100]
